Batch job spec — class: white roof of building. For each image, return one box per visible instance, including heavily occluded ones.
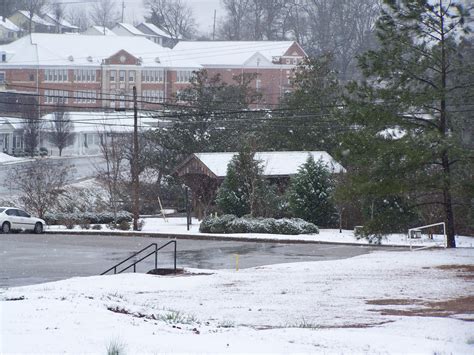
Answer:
[113,23,148,36]
[0,18,20,32]
[194,151,346,177]
[173,41,301,66]
[85,26,117,36]
[17,11,55,27]
[0,33,201,68]
[43,13,79,29]
[0,116,24,130]
[42,111,159,134]
[138,23,171,38]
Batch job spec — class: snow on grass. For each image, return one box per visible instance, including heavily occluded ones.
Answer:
[1,249,473,353]
[48,217,474,248]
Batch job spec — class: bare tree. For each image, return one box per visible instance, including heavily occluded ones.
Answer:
[144,0,197,40]
[20,0,49,34]
[49,1,64,33]
[218,0,251,40]
[1,0,21,20]
[96,130,127,222]
[8,159,73,218]
[89,0,120,30]
[48,106,74,156]
[67,7,90,31]
[20,96,42,157]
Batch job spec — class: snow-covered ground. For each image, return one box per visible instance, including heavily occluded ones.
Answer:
[48,217,474,248]
[1,249,473,353]
[0,152,29,164]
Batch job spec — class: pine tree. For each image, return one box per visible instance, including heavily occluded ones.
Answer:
[340,0,474,247]
[288,156,337,227]
[263,55,343,153]
[216,144,276,217]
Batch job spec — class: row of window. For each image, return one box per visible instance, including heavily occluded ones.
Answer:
[176,70,193,83]
[74,90,97,103]
[74,69,97,82]
[45,69,69,82]
[44,90,68,104]
[42,69,194,83]
[109,70,136,83]
[142,70,164,83]
[143,90,165,103]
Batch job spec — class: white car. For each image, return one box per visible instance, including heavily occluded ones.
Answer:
[0,207,45,234]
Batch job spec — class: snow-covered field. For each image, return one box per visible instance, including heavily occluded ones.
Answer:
[1,249,473,353]
[49,217,474,248]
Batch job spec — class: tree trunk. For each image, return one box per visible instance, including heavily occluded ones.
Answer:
[442,150,456,247]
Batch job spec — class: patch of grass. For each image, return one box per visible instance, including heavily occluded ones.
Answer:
[294,317,318,329]
[106,339,126,355]
[218,320,235,328]
[160,310,197,324]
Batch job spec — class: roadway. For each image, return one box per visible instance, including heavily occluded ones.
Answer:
[0,233,372,288]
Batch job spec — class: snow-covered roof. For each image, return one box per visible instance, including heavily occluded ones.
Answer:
[0,116,24,130]
[84,26,116,36]
[193,151,346,177]
[113,23,147,36]
[0,33,201,68]
[0,152,23,163]
[173,41,303,66]
[43,13,79,29]
[138,23,171,38]
[42,111,159,134]
[17,11,55,27]
[0,18,20,32]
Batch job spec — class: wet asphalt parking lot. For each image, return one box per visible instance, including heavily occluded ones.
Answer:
[0,233,372,288]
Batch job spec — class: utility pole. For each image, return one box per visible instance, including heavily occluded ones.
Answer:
[212,9,217,40]
[121,1,125,23]
[132,86,139,231]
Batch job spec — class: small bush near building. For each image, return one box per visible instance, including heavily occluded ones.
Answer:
[44,211,132,225]
[199,214,319,235]
[92,224,102,230]
[118,220,131,231]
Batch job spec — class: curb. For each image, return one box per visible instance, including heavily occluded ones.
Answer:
[45,230,422,249]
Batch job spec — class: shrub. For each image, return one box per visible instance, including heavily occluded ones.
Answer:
[79,220,90,230]
[44,211,132,226]
[199,215,318,235]
[118,220,131,231]
[92,224,102,230]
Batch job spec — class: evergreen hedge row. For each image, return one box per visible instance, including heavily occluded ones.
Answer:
[44,211,132,225]
[199,214,319,235]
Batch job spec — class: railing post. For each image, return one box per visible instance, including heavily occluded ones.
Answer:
[174,241,177,273]
[133,264,136,273]
[155,244,158,270]
[114,267,116,274]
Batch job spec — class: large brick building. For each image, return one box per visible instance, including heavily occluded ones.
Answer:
[0,33,201,111]
[0,33,305,112]
[173,41,306,107]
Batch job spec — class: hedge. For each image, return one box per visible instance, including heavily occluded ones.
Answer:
[199,214,319,235]
[44,211,132,225]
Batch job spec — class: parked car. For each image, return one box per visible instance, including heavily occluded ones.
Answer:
[0,207,45,234]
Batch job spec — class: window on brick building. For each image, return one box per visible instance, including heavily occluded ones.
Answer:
[0,72,5,83]
[129,70,135,82]
[119,70,125,82]
[110,70,116,82]
[176,70,192,83]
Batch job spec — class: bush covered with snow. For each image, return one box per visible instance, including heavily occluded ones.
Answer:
[44,211,132,225]
[199,214,319,235]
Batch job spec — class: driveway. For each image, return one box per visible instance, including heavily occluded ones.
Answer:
[0,233,371,288]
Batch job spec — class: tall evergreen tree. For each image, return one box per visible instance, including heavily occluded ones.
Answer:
[216,144,276,217]
[263,55,343,153]
[340,0,473,247]
[287,156,337,226]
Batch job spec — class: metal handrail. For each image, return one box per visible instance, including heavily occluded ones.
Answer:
[101,240,177,275]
